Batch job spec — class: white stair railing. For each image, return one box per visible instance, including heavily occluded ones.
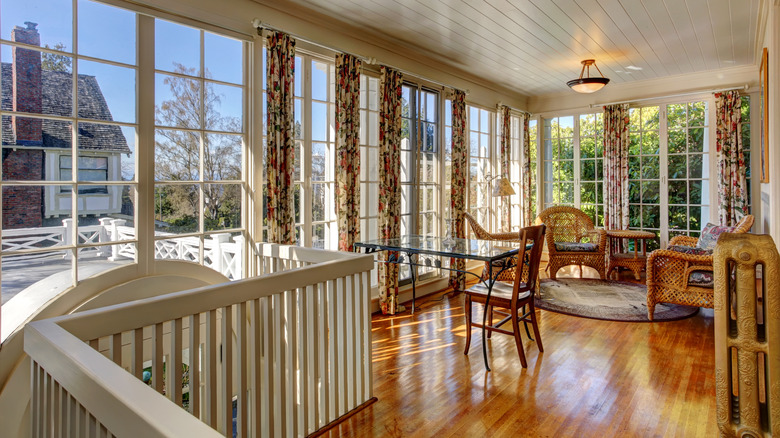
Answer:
[24,243,375,437]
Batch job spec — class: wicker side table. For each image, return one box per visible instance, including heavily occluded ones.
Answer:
[606,229,656,280]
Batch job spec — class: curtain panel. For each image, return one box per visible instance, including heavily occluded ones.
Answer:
[715,90,747,226]
[378,66,404,314]
[448,90,468,291]
[335,54,362,251]
[499,105,511,231]
[602,104,630,230]
[520,113,533,226]
[265,31,296,244]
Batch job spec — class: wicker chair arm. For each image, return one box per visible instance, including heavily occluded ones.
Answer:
[648,248,714,265]
[668,235,698,247]
[486,231,522,241]
[593,228,607,253]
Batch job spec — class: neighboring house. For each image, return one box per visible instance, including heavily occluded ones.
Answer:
[1,22,130,229]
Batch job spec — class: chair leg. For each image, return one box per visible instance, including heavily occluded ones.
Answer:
[647,287,656,321]
[510,303,528,368]
[464,295,472,355]
[486,305,493,339]
[529,302,543,352]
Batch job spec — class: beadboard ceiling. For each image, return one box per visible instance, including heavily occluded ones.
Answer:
[253,0,764,98]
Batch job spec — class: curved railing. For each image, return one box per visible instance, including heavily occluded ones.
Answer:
[24,243,375,437]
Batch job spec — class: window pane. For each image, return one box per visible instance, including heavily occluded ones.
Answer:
[155,19,200,75]
[204,32,242,84]
[205,83,243,132]
[155,74,201,129]
[155,129,200,181]
[78,0,136,65]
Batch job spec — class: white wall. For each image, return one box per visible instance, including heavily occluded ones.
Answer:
[760,1,780,245]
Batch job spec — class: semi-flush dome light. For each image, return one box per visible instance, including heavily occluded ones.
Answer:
[567,59,610,93]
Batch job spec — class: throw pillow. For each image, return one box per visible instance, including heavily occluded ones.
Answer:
[667,245,713,256]
[696,223,736,251]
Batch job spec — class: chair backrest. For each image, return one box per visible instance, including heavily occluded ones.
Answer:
[513,224,546,298]
[537,206,594,244]
[464,212,492,240]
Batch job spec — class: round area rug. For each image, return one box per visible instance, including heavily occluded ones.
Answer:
[535,278,699,322]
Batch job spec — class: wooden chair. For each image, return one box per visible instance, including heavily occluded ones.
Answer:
[537,206,607,280]
[646,215,754,320]
[463,224,546,368]
[464,212,526,282]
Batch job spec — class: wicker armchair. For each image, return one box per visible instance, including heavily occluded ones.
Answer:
[464,212,526,282]
[646,215,754,320]
[537,206,607,280]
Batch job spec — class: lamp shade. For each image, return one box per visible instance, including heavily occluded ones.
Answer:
[567,59,609,94]
[492,177,515,197]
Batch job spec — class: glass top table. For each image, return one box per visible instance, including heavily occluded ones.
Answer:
[354,235,524,371]
[354,235,522,262]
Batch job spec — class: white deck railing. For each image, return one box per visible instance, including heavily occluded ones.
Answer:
[24,243,375,437]
[2,218,246,280]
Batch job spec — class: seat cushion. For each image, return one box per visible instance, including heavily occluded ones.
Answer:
[696,223,736,251]
[688,270,714,288]
[667,245,713,256]
[554,242,597,252]
[466,281,531,301]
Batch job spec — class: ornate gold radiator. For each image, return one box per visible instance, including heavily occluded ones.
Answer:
[714,233,779,437]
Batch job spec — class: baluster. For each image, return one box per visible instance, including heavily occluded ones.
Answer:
[205,309,217,428]
[188,313,201,418]
[236,301,248,438]
[151,323,164,394]
[131,329,143,381]
[327,278,338,421]
[220,305,233,437]
[170,318,183,406]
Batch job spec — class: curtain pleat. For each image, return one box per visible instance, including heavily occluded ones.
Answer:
[335,54,362,251]
[448,90,468,291]
[378,66,403,314]
[265,32,297,244]
[602,104,630,230]
[715,90,748,225]
[521,113,533,226]
[499,105,511,231]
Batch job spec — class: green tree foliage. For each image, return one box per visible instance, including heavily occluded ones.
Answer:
[41,43,72,72]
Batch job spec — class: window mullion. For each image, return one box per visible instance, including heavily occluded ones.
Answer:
[573,117,581,208]
[302,56,312,247]
[659,106,669,247]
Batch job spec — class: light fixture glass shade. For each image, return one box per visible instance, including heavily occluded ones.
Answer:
[567,59,610,94]
[492,177,516,197]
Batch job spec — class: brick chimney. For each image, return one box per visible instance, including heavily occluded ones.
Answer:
[12,21,42,145]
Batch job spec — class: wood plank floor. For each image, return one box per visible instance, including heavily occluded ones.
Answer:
[327,266,717,437]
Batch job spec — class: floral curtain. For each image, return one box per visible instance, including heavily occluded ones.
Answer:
[499,105,511,231]
[335,54,362,251]
[378,66,403,314]
[448,90,467,291]
[602,104,630,230]
[715,90,747,226]
[521,113,533,226]
[266,31,296,244]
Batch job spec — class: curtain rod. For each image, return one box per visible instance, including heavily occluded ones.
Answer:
[251,18,467,95]
[589,84,749,108]
[497,102,530,116]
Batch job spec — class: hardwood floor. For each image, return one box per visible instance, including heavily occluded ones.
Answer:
[327,266,716,437]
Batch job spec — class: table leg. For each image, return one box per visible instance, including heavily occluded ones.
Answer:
[408,251,416,315]
[481,262,493,372]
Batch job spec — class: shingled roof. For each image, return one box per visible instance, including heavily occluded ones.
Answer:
[1,63,131,153]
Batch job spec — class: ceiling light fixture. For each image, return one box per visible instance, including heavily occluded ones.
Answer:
[567,59,610,93]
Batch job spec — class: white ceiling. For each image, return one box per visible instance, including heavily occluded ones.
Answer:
[255,0,764,98]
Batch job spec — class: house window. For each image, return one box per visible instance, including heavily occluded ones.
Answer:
[59,155,108,193]
[468,106,493,230]
[152,18,246,276]
[1,0,138,298]
[543,116,575,209]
